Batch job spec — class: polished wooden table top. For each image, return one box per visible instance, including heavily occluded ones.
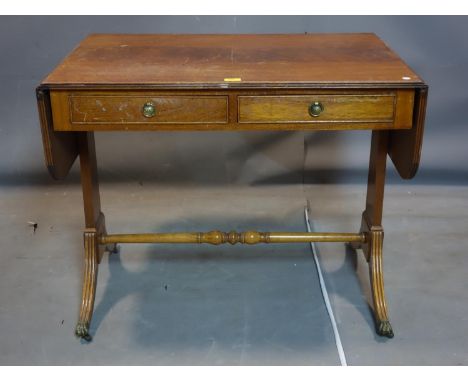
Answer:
[43,33,423,87]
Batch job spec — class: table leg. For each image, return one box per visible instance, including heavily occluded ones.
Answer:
[75,132,111,341]
[359,130,394,338]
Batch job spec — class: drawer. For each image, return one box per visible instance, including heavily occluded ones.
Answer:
[238,95,395,124]
[69,95,228,124]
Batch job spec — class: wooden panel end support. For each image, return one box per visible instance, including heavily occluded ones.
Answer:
[357,130,394,338]
[75,133,117,341]
[388,86,428,179]
[36,85,78,180]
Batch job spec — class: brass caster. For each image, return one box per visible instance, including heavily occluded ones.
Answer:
[376,320,394,338]
[75,322,92,342]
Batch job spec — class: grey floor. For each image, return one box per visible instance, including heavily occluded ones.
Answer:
[0,181,467,365]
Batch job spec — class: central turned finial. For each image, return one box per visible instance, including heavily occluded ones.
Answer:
[197,230,270,245]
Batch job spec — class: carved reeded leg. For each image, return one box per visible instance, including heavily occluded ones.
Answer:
[359,130,394,338]
[75,229,99,341]
[367,227,393,338]
[76,132,106,341]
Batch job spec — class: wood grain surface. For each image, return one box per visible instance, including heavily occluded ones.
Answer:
[42,34,423,87]
[49,88,415,131]
[69,95,228,124]
[238,94,395,123]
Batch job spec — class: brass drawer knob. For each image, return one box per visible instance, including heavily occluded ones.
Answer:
[309,101,324,117]
[142,102,156,118]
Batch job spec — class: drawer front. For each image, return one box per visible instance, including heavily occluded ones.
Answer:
[69,95,228,124]
[238,95,395,124]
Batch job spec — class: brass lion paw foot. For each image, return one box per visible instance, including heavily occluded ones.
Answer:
[75,322,93,342]
[376,320,394,338]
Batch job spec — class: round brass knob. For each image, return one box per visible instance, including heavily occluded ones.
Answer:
[309,101,324,117]
[142,102,156,118]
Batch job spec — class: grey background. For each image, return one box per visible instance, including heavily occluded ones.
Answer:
[1,16,468,365]
[0,15,467,185]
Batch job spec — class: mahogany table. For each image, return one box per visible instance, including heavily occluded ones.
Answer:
[36,34,428,341]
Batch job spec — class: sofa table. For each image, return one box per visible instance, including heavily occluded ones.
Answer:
[36,33,428,342]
